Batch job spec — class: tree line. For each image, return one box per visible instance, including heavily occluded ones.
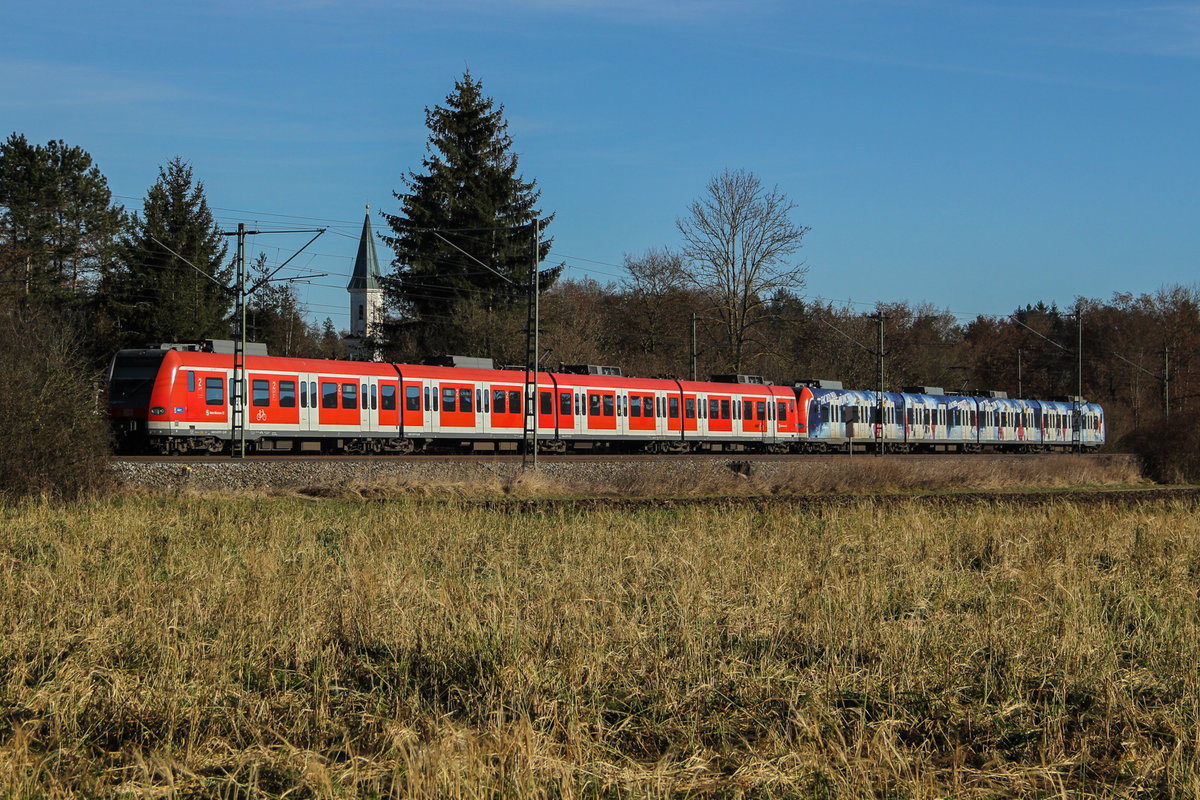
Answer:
[3,70,1197,457]
[0,136,340,366]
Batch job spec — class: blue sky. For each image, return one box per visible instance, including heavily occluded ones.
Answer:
[4,0,1197,331]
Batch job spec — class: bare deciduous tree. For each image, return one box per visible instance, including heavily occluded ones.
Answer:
[677,168,809,372]
[622,248,689,363]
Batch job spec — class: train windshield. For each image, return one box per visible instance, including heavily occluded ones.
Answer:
[107,351,167,409]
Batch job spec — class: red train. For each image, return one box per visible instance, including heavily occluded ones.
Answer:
[106,344,800,455]
[106,342,1103,455]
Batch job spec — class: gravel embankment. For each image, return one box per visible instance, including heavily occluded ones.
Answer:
[111,453,1144,497]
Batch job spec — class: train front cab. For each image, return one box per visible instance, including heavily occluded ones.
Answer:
[107,347,172,452]
[1079,401,1105,449]
[797,385,894,453]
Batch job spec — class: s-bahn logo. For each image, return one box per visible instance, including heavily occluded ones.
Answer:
[205,409,221,417]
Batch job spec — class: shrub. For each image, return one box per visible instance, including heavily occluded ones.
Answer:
[1120,413,1200,484]
[0,308,112,502]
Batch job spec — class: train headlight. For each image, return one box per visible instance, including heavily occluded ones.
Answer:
[150,406,166,416]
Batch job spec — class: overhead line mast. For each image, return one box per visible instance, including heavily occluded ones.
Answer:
[221,224,326,458]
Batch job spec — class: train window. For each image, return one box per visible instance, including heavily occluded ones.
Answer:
[402,386,417,412]
[777,401,787,422]
[382,384,397,411]
[279,380,296,408]
[560,392,571,416]
[424,387,431,411]
[540,391,552,415]
[821,405,830,423]
[708,398,718,420]
[322,382,338,409]
[668,397,680,418]
[361,385,368,407]
[187,371,196,392]
[342,383,358,410]
[493,389,507,414]
[717,399,728,420]
[588,393,600,417]
[300,385,307,409]
[477,389,482,411]
[509,390,521,414]
[484,390,490,413]
[460,388,473,413]
[685,398,696,419]
[603,395,615,417]
[372,385,378,411]
[643,396,654,418]
[442,388,456,413]
[205,377,224,406]
[754,401,765,421]
[630,395,641,417]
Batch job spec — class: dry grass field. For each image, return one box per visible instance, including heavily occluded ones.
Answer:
[3,471,1199,797]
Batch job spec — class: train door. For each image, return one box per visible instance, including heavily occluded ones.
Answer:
[377,379,400,435]
[666,393,682,434]
[357,378,376,434]
[296,375,316,434]
[402,380,425,437]
[683,394,698,434]
[754,397,769,446]
[537,385,556,436]
[556,387,576,439]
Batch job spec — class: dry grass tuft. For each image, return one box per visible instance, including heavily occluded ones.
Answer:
[2,494,1199,797]
[761,454,1146,495]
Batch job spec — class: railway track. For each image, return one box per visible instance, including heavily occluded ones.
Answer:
[114,451,1134,466]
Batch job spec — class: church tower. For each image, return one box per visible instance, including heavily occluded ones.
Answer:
[347,206,383,347]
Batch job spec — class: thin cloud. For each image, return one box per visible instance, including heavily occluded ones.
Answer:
[226,0,762,22]
[1068,3,1200,58]
[0,59,183,109]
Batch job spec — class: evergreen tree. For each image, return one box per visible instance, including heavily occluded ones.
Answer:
[102,157,231,347]
[381,71,557,355]
[0,133,124,309]
[246,252,322,357]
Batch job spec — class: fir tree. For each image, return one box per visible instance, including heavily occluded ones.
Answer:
[247,252,321,357]
[381,71,557,355]
[0,133,124,309]
[102,157,231,347]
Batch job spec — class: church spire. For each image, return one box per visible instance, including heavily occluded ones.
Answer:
[347,204,381,292]
[347,205,383,347]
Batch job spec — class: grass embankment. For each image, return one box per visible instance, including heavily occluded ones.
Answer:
[283,453,1147,501]
[2,495,1199,797]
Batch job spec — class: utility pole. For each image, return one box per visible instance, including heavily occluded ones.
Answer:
[874,313,885,456]
[522,219,540,470]
[691,312,698,382]
[1075,302,1082,453]
[218,225,326,459]
[1163,348,1170,418]
[1017,348,1023,399]
[232,224,248,458]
